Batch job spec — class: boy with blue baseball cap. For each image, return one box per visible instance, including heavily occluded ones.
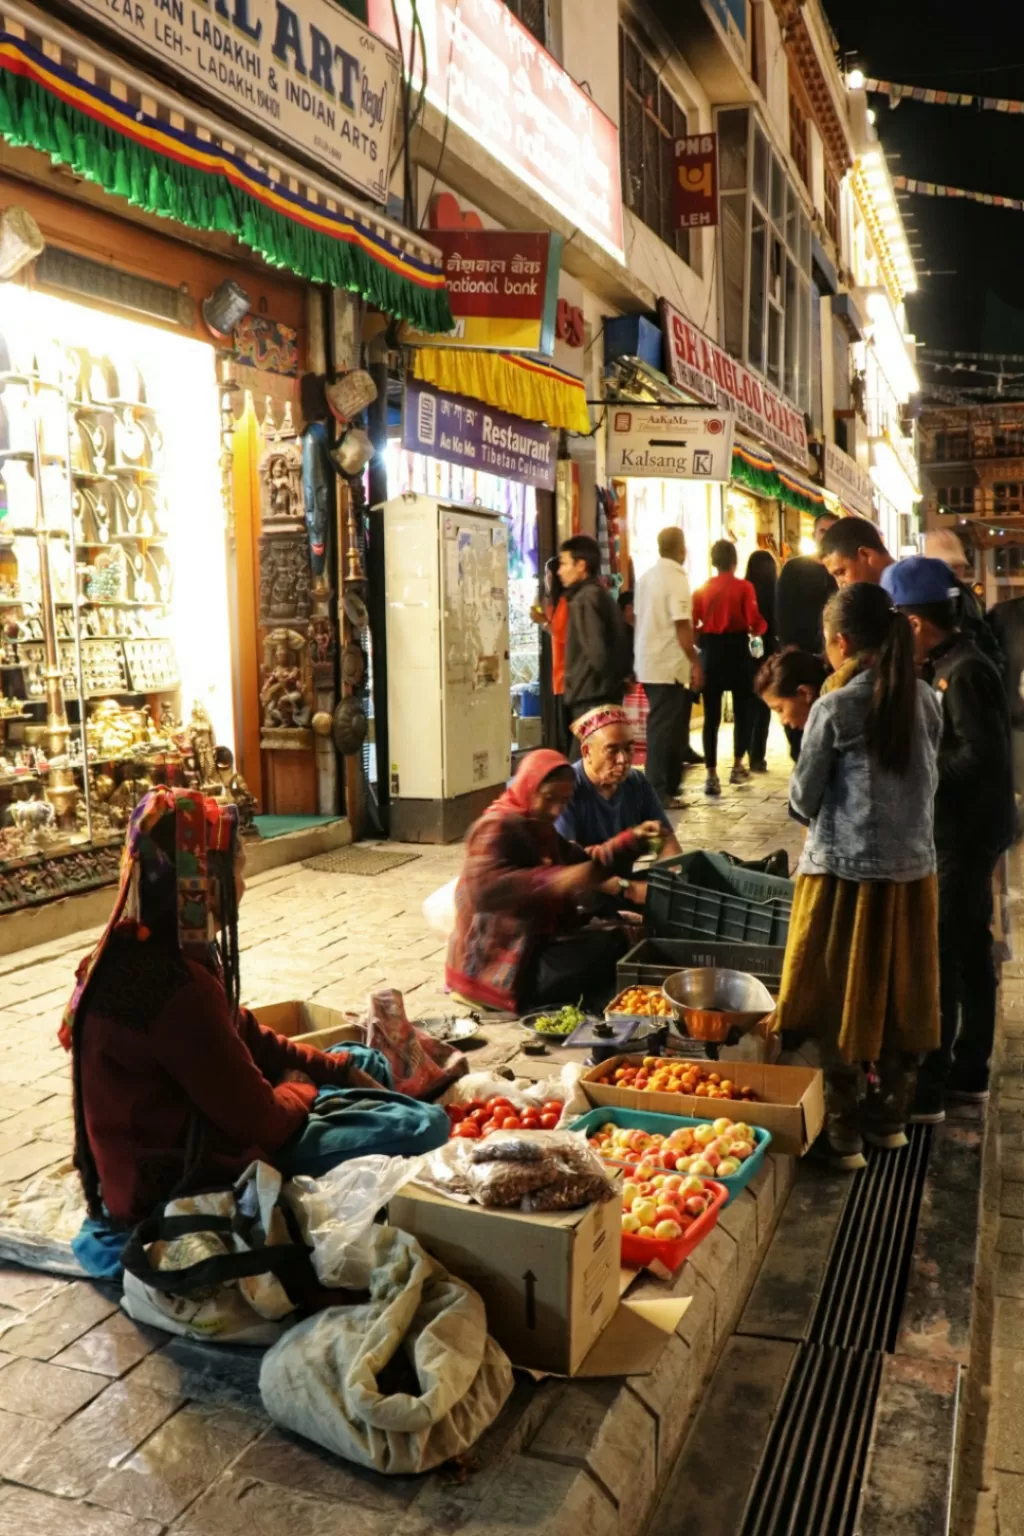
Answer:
[883,555,1016,1121]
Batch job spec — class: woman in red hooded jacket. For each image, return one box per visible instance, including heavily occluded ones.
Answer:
[445,748,662,1012]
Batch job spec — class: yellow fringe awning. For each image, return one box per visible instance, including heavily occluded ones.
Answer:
[412,348,591,435]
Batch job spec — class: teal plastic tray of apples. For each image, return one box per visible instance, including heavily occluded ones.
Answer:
[570,1105,771,1204]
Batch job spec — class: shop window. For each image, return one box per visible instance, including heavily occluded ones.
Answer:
[789,93,809,189]
[995,427,1024,458]
[824,166,839,245]
[620,27,697,270]
[504,0,546,44]
[720,106,812,414]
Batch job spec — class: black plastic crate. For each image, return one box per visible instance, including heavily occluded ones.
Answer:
[646,868,792,947]
[617,936,785,993]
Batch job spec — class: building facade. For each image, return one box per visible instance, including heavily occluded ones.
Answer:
[920,401,1024,602]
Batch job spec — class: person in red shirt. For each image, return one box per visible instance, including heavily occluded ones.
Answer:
[62,787,385,1229]
[692,539,768,796]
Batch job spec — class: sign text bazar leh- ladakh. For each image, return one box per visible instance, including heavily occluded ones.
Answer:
[64,0,399,203]
[660,299,808,464]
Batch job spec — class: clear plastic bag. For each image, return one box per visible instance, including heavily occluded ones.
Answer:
[285,1153,426,1288]
[416,1131,614,1213]
[440,1064,590,1127]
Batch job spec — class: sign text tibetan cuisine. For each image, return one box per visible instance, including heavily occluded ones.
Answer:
[405,231,561,352]
[674,134,718,230]
[404,379,557,490]
[659,298,808,464]
[62,0,400,204]
[607,406,735,481]
[366,0,624,262]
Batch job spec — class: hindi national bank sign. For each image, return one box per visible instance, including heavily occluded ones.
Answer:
[60,0,400,203]
[607,406,735,481]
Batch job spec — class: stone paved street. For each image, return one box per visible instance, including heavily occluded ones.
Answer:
[0,728,812,1534]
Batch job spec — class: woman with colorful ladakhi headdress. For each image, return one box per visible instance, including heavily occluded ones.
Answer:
[60,787,417,1236]
[445,748,664,1014]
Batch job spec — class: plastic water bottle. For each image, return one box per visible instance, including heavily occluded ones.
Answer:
[749,636,764,660]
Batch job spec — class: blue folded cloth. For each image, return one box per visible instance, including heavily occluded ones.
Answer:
[71,1215,129,1279]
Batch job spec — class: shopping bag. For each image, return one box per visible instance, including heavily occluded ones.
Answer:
[259,1224,513,1474]
[423,877,457,937]
[363,989,467,1100]
[120,1161,314,1346]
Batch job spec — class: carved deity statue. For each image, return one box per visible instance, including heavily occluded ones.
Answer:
[259,443,303,525]
[260,628,311,732]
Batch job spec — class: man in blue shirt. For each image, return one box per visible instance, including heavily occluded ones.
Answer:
[556,705,680,886]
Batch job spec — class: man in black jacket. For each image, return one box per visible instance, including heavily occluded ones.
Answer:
[557,535,629,760]
[886,556,1016,1122]
[988,592,1024,797]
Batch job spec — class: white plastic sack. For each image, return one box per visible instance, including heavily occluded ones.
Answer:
[284,1153,426,1289]
[441,1063,589,1127]
[260,1225,513,1475]
[121,1162,298,1347]
[422,878,458,937]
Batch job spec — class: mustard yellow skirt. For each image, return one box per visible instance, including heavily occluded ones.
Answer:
[775,873,940,1065]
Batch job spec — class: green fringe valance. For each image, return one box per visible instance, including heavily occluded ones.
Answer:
[730,451,779,500]
[0,57,451,333]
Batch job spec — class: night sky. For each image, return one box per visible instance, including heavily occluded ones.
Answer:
[825,0,1024,391]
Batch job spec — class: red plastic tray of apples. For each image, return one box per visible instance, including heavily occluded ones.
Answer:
[619,1173,728,1272]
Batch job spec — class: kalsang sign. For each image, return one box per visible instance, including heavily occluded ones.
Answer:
[659,298,808,466]
[607,406,735,481]
[404,378,557,490]
[60,0,400,204]
[366,0,625,263]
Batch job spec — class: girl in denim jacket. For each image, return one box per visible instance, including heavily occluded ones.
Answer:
[774,583,942,1169]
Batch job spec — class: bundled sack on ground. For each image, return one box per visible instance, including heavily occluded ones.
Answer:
[259,1224,514,1474]
[120,1161,313,1346]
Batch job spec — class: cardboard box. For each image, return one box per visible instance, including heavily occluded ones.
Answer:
[390,1183,620,1376]
[252,1000,364,1053]
[581,1056,824,1158]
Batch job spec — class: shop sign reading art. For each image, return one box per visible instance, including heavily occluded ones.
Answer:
[61,0,400,203]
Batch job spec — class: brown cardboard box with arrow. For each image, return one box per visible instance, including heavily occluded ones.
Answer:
[389,1184,689,1377]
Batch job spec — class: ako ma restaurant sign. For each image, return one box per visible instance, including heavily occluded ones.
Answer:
[366,0,625,263]
[60,0,400,204]
[659,297,808,466]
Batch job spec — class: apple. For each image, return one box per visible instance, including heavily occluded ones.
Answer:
[684,1195,707,1217]
[651,1175,668,1190]
[634,1161,655,1181]
[621,1182,639,1210]
[690,1157,714,1175]
[703,1150,721,1170]
[693,1124,716,1146]
[637,1225,656,1239]
[654,1219,683,1240]
[637,1181,656,1197]
[660,1151,678,1171]
[730,1140,755,1162]
[655,1203,682,1225]
[731,1123,753,1142]
[662,1175,683,1193]
[633,1199,658,1228]
[712,1117,733,1136]
[718,1158,741,1176]
[681,1175,705,1195]
[622,1213,641,1234]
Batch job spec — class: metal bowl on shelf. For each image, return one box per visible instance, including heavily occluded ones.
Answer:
[662,968,775,1044]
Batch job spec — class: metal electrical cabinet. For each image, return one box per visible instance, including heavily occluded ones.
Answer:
[382,494,511,842]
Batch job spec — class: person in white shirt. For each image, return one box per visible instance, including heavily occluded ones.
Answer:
[634,527,704,808]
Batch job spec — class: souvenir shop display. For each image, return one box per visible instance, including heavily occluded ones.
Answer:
[0,334,195,871]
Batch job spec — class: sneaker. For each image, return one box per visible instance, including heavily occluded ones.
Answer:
[909,1080,946,1125]
[749,759,769,774]
[821,1128,867,1172]
[863,1127,909,1150]
[828,1146,868,1172]
[705,772,722,798]
[729,763,751,785]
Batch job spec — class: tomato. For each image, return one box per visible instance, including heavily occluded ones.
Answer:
[480,1119,502,1136]
[541,1101,563,1117]
[500,1114,522,1130]
[454,1121,481,1138]
[521,1113,541,1129]
[539,1113,559,1130]
[446,1104,466,1124]
[486,1096,515,1114]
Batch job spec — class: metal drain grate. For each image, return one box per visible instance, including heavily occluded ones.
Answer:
[811,1125,933,1352]
[739,1127,933,1536]
[740,1344,883,1536]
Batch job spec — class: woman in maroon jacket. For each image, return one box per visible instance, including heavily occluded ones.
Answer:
[61,787,378,1227]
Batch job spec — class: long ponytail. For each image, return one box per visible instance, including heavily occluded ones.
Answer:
[823,583,918,776]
